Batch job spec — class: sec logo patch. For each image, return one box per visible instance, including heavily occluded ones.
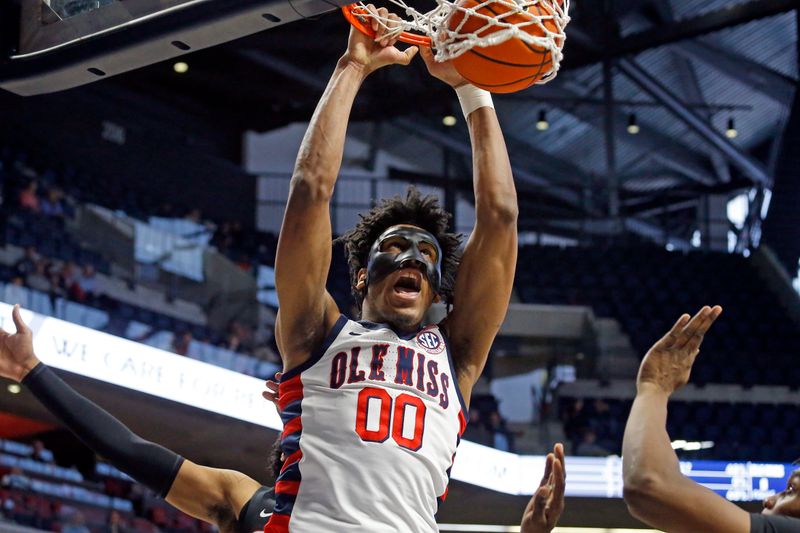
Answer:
[416,329,444,354]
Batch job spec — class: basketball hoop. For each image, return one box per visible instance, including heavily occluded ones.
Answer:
[341,0,570,85]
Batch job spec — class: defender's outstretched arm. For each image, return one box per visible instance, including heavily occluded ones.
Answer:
[621,306,750,533]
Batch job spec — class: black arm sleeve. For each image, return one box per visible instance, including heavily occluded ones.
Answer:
[750,513,800,533]
[21,363,184,498]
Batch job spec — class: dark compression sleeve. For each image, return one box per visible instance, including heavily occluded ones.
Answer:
[750,513,800,533]
[22,363,184,498]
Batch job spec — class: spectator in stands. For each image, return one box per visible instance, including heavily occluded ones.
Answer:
[40,187,65,218]
[212,220,243,259]
[3,277,27,307]
[623,306,800,532]
[71,264,97,302]
[462,408,493,447]
[562,398,590,454]
[183,207,201,224]
[26,259,51,294]
[18,180,39,212]
[106,509,129,533]
[487,411,515,452]
[1,467,31,490]
[171,330,192,356]
[61,511,90,533]
[13,246,38,280]
[575,429,610,457]
[61,261,78,291]
[45,264,67,305]
[31,439,53,464]
[225,330,242,353]
[226,320,253,353]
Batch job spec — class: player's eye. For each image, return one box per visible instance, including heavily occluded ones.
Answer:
[380,237,407,252]
[420,243,437,260]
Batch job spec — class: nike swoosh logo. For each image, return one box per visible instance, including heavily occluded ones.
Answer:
[260,510,272,518]
[348,332,362,336]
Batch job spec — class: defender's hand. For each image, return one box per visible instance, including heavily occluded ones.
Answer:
[0,305,40,382]
[637,306,722,396]
[341,6,419,75]
[419,46,468,88]
[521,443,566,533]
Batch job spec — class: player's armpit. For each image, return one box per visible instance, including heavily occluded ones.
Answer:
[444,227,516,403]
[165,460,261,532]
[623,472,750,533]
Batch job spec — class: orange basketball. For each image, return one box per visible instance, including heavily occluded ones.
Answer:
[449,0,562,93]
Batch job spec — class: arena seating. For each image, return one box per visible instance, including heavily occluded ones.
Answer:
[517,245,800,387]
[0,147,284,381]
[559,396,800,463]
[0,437,214,533]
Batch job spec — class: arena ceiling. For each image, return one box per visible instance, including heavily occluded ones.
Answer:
[2,0,798,247]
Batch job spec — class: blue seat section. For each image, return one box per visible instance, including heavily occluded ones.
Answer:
[560,397,800,462]
[517,245,800,387]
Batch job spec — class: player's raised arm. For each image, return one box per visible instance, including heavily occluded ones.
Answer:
[420,48,518,403]
[0,305,262,533]
[275,10,419,369]
[621,306,753,533]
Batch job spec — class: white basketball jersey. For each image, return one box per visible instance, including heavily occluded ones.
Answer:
[265,316,467,533]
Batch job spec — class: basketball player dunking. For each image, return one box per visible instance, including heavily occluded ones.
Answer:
[269,7,519,532]
[0,306,564,533]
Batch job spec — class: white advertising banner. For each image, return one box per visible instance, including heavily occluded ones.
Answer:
[0,302,280,429]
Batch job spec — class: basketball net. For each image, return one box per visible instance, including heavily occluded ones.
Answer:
[343,0,570,84]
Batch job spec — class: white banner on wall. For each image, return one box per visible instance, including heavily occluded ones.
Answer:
[0,302,280,429]
[0,302,791,501]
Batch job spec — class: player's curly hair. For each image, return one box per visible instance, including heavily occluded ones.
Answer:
[269,437,283,480]
[337,187,462,313]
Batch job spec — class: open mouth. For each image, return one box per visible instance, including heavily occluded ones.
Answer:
[393,271,422,296]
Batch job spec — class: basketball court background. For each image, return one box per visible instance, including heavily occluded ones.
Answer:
[0,0,798,531]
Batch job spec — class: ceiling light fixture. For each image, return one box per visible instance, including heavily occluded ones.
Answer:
[627,113,640,135]
[173,61,189,74]
[536,109,549,131]
[725,117,738,139]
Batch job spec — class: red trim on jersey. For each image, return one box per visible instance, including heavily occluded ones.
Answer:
[458,410,467,437]
[281,450,303,473]
[264,512,290,533]
[276,480,301,496]
[282,416,302,438]
[278,375,303,410]
[440,486,449,502]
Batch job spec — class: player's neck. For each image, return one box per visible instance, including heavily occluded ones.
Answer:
[360,307,423,335]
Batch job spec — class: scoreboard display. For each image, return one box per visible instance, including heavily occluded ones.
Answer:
[680,460,792,502]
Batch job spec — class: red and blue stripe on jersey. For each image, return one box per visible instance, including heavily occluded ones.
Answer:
[264,374,304,533]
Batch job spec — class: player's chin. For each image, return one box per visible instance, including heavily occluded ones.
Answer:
[384,296,427,327]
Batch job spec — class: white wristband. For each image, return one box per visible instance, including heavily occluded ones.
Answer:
[455,84,494,118]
